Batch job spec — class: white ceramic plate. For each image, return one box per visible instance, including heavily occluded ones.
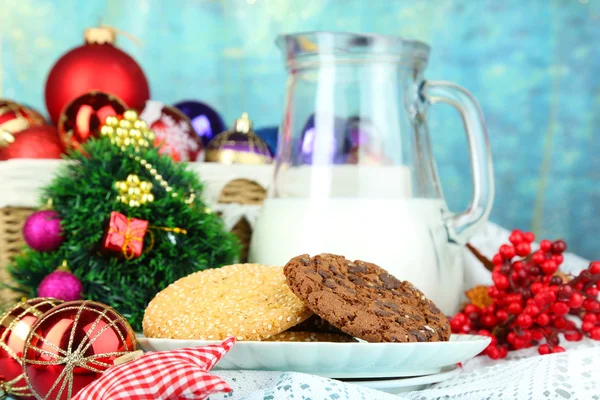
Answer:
[137,334,489,379]
[346,366,461,394]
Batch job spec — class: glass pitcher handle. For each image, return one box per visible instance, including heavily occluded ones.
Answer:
[421,81,495,244]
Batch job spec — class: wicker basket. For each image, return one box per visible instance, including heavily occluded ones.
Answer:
[0,207,34,304]
[218,178,267,262]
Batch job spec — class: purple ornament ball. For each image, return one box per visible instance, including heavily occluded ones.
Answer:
[37,270,83,301]
[255,126,279,155]
[22,210,64,252]
[299,113,349,165]
[174,100,226,146]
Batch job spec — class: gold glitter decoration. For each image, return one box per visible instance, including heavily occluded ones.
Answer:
[185,192,196,205]
[115,174,154,207]
[0,298,63,399]
[0,131,15,148]
[149,225,187,235]
[21,300,138,400]
[125,152,197,204]
[0,100,46,138]
[100,110,155,150]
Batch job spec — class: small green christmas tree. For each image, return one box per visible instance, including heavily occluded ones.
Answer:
[8,110,239,330]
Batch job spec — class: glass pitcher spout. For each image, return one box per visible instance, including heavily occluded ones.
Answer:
[277,32,430,69]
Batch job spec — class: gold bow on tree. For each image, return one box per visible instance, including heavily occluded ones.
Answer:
[101,110,155,150]
[115,174,154,207]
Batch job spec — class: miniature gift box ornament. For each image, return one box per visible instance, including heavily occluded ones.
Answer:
[103,211,149,259]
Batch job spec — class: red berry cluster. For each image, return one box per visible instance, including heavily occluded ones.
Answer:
[451,230,600,359]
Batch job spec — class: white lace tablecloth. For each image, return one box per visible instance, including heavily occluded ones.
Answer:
[210,338,600,399]
[206,222,598,400]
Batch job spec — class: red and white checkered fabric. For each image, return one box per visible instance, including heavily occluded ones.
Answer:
[72,337,235,400]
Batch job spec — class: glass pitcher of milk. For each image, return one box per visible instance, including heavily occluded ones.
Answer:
[248,32,494,315]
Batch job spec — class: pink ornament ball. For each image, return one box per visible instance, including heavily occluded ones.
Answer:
[37,270,83,301]
[22,210,64,251]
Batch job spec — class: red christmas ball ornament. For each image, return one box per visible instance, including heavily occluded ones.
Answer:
[45,27,150,124]
[140,100,202,162]
[0,298,63,399]
[0,125,64,160]
[57,91,127,151]
[0,99,46,136]
[22,300,138,400]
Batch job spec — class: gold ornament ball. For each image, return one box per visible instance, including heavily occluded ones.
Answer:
[105,115,119,126]
[119,119,132,129]
[133,119,147,130]
[123,110,139,121]
[127,187,141,196]
[100,125,115,136]
[115,174,155,208]
[100,109,155,151]
[126,174,140,185]
[129,129,141,139]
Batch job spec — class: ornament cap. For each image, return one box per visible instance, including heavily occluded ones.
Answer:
[233,112,252,134]
[84,27,116,44]
[56,260,70,272]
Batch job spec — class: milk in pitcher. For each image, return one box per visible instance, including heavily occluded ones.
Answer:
[249,197,464,314]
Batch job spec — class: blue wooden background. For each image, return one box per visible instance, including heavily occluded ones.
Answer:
[0,0,598,259]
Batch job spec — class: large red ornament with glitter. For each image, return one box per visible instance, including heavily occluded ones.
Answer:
[0,125,64,160]
[21,300,138,400]
[45,27,150,124]
[103,211,149,259]
[140,100,202,162]
[453,230,600,359]
[57,91,127,151]
[0,99,46,136]
[0,298,63,399]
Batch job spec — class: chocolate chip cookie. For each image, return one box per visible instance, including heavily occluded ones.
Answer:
[284,254,451,342]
